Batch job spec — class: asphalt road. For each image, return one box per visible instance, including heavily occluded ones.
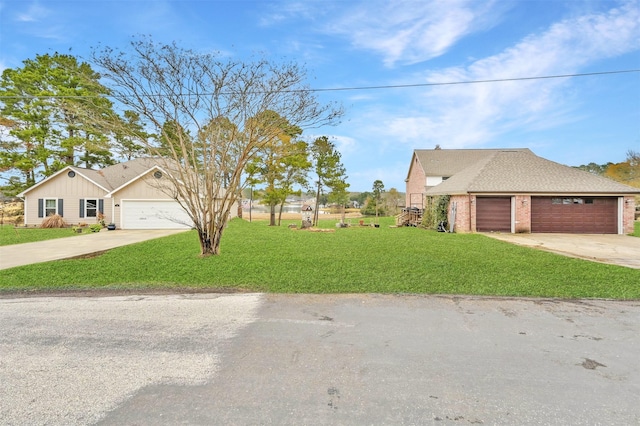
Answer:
[1,294,639,425]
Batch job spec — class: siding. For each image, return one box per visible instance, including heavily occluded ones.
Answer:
[24,172,110,226]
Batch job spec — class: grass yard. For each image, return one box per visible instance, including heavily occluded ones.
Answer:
[0,225,84,246]
[2,217,639,299]
[634,220,640,237]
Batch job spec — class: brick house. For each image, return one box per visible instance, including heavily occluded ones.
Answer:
[405,149,639,234]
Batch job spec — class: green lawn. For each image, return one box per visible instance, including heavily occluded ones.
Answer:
[0,225,83,246]
[634,221,640,237]
[2,217,639,299]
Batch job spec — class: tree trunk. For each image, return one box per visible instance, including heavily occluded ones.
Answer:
[269,203,277,226]
[277,201,285,226]
[198,224,224,256]
[314,182,321,226]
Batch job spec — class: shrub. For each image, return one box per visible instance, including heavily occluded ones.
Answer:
[40,214,67,229]
[89,224,102,233]
[422,195,450,230]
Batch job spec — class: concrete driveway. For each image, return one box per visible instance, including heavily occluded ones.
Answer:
[1,294,639,425]
[0,229,187,270]
[485,233,640,269]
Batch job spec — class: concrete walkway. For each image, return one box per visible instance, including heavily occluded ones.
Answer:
[0,229,187,270]
[485,233,640,269]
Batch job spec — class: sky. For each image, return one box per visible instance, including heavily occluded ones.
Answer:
[1,0,639,191]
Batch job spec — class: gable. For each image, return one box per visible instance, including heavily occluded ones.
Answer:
[18,158,168,199]
[109,168,176,200]
[18,166,109,198]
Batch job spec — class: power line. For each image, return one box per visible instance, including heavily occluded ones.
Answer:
[306,69,640,93]
[0,69,638,99]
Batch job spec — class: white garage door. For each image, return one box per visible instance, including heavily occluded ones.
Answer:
[122,200,193,229]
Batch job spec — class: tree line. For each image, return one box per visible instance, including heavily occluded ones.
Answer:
[576,150,640,189]
[0,39,346,255]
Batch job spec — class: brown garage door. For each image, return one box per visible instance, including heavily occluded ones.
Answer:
[476,197,511,232]
[531,197,617,233]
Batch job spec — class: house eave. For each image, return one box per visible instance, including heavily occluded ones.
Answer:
[17,166,110,197]
[104,165,166,198]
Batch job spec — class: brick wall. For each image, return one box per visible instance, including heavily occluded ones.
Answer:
[514,195,531,233]
[405,155,426,208]
[623,196,636,234]
[449,195,472,233]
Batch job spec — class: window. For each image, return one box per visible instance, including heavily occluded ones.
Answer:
[585,198,594,204]
[86,199,98,217]
[153,171,163,179]
[551,198,562,204]
[45,199,57,216]
[68,170,76,178]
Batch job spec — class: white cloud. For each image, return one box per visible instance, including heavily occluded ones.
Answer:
[379,0,640,147]
[303,133,357,156]
[15,2,49,22]
[325,0,504,66]
[258,1,318,27]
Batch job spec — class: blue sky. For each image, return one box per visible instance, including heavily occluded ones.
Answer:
[1,0,639,191]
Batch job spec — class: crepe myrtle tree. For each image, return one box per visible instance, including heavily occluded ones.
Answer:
[92,38,342,256]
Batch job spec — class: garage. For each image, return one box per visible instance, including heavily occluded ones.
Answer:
[476,197,511,232]
[121,200,193,230]
[531,197,617,234]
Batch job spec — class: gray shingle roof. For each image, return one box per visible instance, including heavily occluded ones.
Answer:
[421,149,640,195]
[70,158,161,192]
[99,158,161,190]
[412,148,532,178]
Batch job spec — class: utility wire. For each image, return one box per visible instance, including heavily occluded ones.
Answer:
[0,69,638,99]
[306,69,640,93]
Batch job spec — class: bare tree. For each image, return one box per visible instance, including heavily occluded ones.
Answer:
[92,38,342,255]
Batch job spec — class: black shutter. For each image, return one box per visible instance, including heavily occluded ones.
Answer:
[98,199,104,214]
[38,199,44,218]
[79,199,85,218]
[58,199,64,216]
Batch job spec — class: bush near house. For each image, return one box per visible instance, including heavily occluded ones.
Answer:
[40,214,67,229]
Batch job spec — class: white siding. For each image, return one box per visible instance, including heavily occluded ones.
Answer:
[426,176,444,187]
[23,171,109,226]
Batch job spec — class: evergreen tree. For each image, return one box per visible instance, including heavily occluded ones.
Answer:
[309,136,349,226]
